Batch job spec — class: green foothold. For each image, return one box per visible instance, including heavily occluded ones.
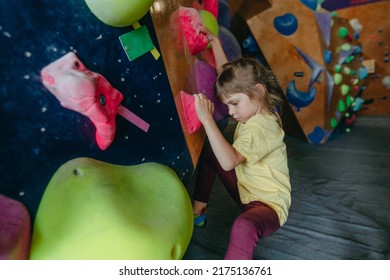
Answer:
[338,99,346,112]
[119,26,155,61]
[330,118,338,128]
[29,158,194,260]
[341,43,351,51]
[346,95,353,107]
[345,112,350,118]
[346,128,351,133]
[352,78,359,85]
[334,64,342,73]
[334,73,342,85]
[350,70,355,75]
[341,84,351,95]
[338,27,348,38]
[343,67,351,75]
[345,55,355,63]
[332,11,338,17]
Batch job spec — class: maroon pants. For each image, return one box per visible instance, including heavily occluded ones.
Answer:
[193,141,280,259]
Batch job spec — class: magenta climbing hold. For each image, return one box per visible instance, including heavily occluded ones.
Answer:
[179,7,209,55]
[0,194,31,260]
[41,52,149,150]
[41,52,123,150]
[180,91,202,134]
[202,0,219,20]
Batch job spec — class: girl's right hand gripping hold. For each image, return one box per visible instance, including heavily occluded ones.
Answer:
[194,93,214,125]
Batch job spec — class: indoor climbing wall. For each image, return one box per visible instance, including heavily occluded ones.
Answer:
[0,0,241,260]
[151,0,240,166]
[235,0,388,143]
[0,0,197,223]
[335,1,390,115]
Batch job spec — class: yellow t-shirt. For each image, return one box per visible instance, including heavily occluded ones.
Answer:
[232,114,291,226]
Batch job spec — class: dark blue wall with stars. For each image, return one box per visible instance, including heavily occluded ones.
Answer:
[0,0,194,221]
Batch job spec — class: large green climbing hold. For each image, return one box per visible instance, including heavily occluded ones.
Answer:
[84,0,155,27]
[30,158,194,260]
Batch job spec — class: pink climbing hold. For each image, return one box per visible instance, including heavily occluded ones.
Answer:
[41,52,123,150]
[180,91,202,134]
[41,52,150,150]
[179,7,209,55]
[203,0,219,19]
[0,194,31,260]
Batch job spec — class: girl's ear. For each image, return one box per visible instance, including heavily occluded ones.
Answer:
[255,83,266,97]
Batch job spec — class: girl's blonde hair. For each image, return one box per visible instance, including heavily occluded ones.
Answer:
[215,57,284,127]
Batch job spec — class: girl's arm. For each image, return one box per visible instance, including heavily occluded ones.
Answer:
[202,29,228,74]
[195,94,245,171]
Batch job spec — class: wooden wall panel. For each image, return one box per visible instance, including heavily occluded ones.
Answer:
[246,0,327,142]
[240,0,370,143]
[151,0,206,167]
[337,1,390,115]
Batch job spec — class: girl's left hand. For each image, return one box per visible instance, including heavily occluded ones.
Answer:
[194,93,214,124]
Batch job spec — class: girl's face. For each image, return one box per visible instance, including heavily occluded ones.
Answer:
[222,92,260,123]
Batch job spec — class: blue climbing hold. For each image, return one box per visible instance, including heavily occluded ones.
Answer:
[323,49,332,64]
[274,13,299,36]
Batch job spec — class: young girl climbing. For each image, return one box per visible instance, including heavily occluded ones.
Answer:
[192,30,291,260]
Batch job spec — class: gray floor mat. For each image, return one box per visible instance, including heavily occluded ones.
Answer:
[184,116,390,260]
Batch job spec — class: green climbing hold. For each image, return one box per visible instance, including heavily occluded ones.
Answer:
[341,84,351,95]
[334,73,342,85]
[330,118,338,128]
[341,43,351,51]
[346,95,353,107]
[345,55,355,63]
[338,99,346,112]
[334,64,342,73]
[343,67,351,75]
[338,27,348,38]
